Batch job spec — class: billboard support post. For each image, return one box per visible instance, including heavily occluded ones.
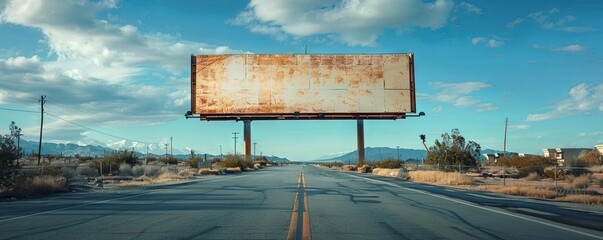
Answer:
[357,119,365,166]
[244,120,252,162]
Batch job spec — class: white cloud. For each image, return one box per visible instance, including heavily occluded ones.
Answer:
[507,8,594,32]
[431,105,443,113]
[488,39,504,48]
[420,81,496,112]
[471,37,485,45]
[578,132,603,137]
[527,83,603,121]
[472,36,505,48]
[230,0,455,46]
[0,0,251,143]
[510,125,530,130]
[507,17,524,29]
[552,44,586,52]
[459,2,482,15]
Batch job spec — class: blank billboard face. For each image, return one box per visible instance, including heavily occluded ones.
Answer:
[191,54,415,119]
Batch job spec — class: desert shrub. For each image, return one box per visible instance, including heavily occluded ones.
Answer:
[61,167,75,179]
[132,165,145,177]
[570,174,591,189]
[523,172,540,181]
[408,171,473,185]
[184,157,202,168]
[178,168,195,177]
[78,156,94,162]
[342,165,357,171]
[39,167,62,177]
[372,158,404,169]
[497,155,556,169]
[158,157,178,165]
[219,155,251,169]
[556,194,603,206]
[144,165,162,178]
[545,168,567,180]
[18,176,67,195]
[119,164,133,176]
[76,166,98,177]
[517,166,545,178]
[321,162,343,168]
[594,174,603,187]
[481,186,558,199]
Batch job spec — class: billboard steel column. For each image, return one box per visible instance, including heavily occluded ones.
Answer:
[357,119,365,165]
[244,120,252,162]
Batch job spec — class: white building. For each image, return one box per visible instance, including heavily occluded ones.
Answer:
[542,148,592,166]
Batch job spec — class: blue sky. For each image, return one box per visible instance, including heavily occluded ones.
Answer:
[1,0,602,161]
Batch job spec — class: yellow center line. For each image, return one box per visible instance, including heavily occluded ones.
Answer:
[287,169,312,240]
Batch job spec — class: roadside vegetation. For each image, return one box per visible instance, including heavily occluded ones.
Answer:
[317,128,603,206]
[1,121,278,198]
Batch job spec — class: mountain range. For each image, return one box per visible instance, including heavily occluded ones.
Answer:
[16,139,290,162]
[313,147,509,163]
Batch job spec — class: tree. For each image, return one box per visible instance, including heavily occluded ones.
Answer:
[425,129,481,169]
[581,150,602,166]
[1,132,21,190]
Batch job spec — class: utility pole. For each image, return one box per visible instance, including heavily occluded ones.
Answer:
[164,143,169,158]
[170,137,173,157]
[503,118,508,159]
[219,145,222,158]
[253,142,257,160]
[396,146,400,160]
[232,132,239,156]
[37,95,46,166]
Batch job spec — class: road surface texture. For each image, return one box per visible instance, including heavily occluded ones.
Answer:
[1,165,602,239]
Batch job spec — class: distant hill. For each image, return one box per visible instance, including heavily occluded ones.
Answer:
[17,139,290,162]
[314,147,507,163]
[315,147,427,163]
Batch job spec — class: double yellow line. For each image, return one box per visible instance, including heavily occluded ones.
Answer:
[287,169,311,240]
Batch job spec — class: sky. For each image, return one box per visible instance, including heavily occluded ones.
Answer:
[1,0,602,161]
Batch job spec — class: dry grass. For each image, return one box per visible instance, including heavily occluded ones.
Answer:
[409,171,473,185]
[556,194,603,206]
[117,180,152,187]
[372,168,408,179]
[570,174,591,189]
[589,166,603,173]
[522,172,540,181]
[479,185,558,199]
[19,176,67,195]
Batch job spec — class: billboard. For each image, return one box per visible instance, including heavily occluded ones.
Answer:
[191,53,415,120]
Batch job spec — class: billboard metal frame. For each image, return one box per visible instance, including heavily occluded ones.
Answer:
[189,53,415,121]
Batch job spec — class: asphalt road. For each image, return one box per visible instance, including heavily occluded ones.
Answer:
[1,165,602,239]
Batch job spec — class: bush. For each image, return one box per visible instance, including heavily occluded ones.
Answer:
[119,164,133,176]
[18,176,67,195]
[219,155,251,169]
[372,158,404,169]
[61,167,75,179]
[144,165,162,178]
[158,157,178,165]
[523,172,540,181]
[517,166,545,178]
[184,157,202,168]
[132,165,145,177]
[570,174,591,189]
[76,166,98,177]
[545,168,567,180]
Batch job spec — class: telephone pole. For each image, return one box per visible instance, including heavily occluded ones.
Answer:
[253,142,257,160]
[503,118,508,159]
[37,95,46,166]
[232,132,239,155]
[170,137,173,157]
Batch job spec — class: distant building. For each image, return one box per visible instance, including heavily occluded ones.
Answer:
[596,144,603,154]
[541,148,592,166]
[482,152,518,165]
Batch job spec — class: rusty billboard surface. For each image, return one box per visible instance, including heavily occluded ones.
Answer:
[191,53,415,120]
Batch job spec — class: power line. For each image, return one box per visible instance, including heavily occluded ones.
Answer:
[0,107,38,113]
[45,112,158,145]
